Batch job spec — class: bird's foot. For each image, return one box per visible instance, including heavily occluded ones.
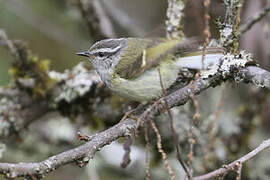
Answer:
[120,109,141,123]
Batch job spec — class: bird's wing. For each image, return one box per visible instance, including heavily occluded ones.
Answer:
[114,37,203,79]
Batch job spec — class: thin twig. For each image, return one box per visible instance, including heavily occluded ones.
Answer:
[187,75,200,177]
[194,139,270,180]
[201,0,211,69]
[157,69,192,179]
[236,162,242,180]
[187,108,196,176]
[202,84,226,171]
[144,124,151,180]
[0,29,20,61]
[150,119,175,180]
[77,131,95,142]
[121,136,132,168]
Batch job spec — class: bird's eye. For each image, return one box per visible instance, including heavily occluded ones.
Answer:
[98,52,105,57]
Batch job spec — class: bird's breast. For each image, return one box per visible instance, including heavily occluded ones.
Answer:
[110,61,179,101]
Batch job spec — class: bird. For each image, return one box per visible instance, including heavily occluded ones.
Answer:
[77,37,224,102]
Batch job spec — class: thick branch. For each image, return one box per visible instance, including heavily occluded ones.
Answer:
[0,120,134,178]
[1,33,270,141]
[1,29,270,142]
[1,1,270,178]
[0,72,223,178]
[240,66,270,88]
[0,58,270,177]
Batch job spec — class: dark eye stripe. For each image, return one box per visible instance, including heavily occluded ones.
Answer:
[93,51,107,57]
[93,48,119,57]
[97,52,105,57]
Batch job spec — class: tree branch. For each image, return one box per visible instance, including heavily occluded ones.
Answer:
[1,0,87,50]
[220,0,243,53]
[239,6,270,35]
[194,139,270,180]
[0,29,107,139]
[0,65,103,140]
[240,66,270,88]
[102,0,145,36]
[0,54,270,177]
[76,0,116,40]
[1,1,270,176]
[0,29,21,61]
[166,0,186,38]
[0,120,135,178]
[0,70,222,178]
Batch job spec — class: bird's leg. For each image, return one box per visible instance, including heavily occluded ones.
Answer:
[120,102,144,123]
[120,109,140,122]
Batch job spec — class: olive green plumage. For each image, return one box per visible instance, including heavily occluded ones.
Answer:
[77,38,224,101]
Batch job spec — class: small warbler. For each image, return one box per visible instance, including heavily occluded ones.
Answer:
[77,38,224,101]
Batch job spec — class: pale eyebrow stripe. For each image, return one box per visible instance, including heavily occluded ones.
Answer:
[92,46,121,54]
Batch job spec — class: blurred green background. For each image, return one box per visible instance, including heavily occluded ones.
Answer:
[0,0,167,179]
[0,0,166,85]
[0,0,91,85]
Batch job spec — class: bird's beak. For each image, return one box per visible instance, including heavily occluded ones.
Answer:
[76,51,90,57]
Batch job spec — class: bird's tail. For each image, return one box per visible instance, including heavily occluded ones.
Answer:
[175,47,225,70]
